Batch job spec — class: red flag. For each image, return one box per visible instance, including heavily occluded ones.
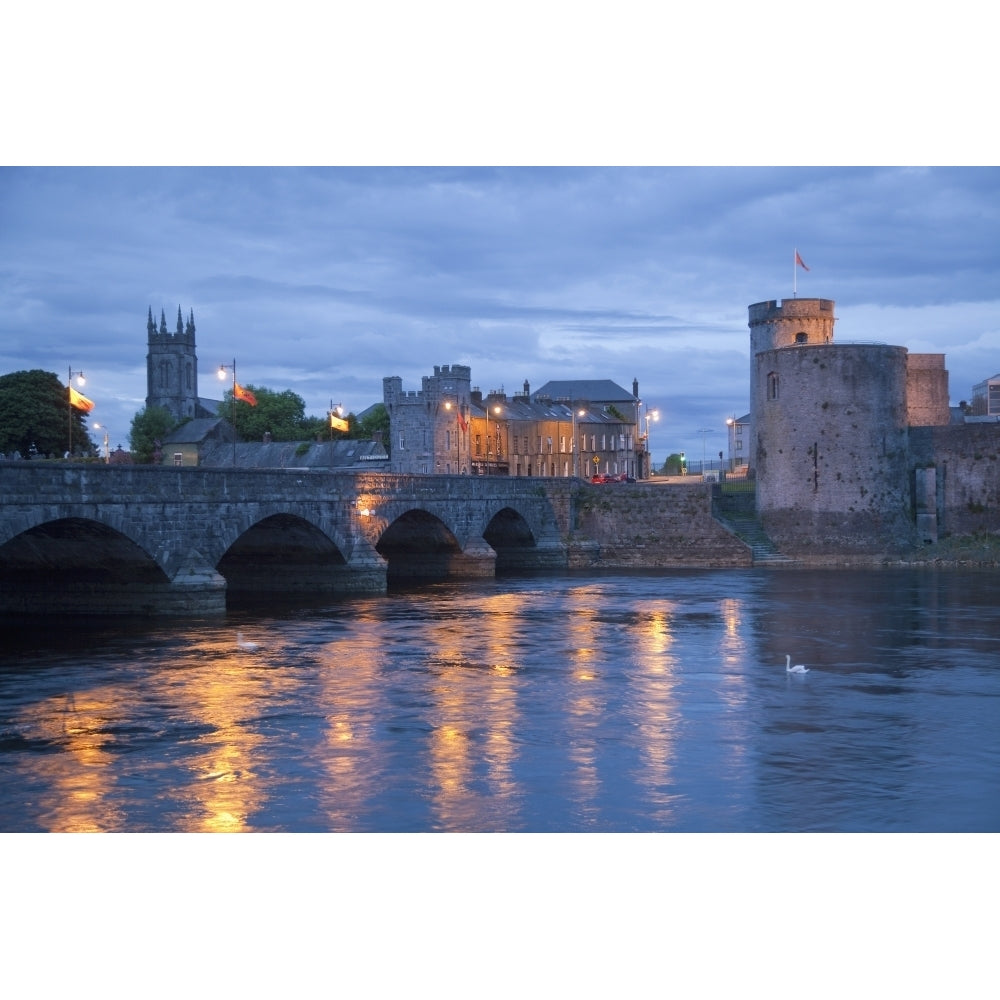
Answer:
[795,251,810,271]
[234,383,257,406]
[457,412,468,432]
[69,386,95,412]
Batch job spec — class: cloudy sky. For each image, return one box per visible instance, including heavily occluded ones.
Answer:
[3,8,996,464]
[2,166,997,462]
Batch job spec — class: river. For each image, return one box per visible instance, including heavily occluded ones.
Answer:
[1,567,998,833]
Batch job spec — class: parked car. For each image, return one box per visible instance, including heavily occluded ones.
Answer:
[591,473,634,484]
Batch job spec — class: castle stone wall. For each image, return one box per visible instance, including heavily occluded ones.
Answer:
[909,424,1000,536]
[754,343,916,553]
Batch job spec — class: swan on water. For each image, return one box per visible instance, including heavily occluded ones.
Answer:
[237,631,260,651]
[785,654,808,674]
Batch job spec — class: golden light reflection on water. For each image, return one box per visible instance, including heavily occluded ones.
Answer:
[424,590,522,831]
[15,690,124,832]
[563,585,609,825]
[316,630,385,831]
[628,604,681,824]
[167,637,297,833]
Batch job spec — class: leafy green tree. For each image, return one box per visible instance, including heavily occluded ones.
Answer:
[0,369,95,458]
[130,405,179,464]
[221,385,308,442]
[662,452,687,475]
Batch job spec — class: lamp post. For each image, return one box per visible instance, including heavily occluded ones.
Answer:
[328,401,344,441]
[218,359,237,467]
[93,423,110,463]
[67,366,85,456]
[697,427,714,475]
[643,407,659,478]
[571,406,586,478]
[485,403,501,474]
[725,416,736,472]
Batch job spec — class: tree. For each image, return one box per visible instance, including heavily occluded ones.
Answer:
[130,405,178,464]
[220,384,308,442]
[0,369,95,458]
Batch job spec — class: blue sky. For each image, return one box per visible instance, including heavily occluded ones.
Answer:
[2,166,997,463]
[3,8,996,464]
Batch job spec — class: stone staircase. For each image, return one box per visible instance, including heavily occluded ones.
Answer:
[711,487,798,566]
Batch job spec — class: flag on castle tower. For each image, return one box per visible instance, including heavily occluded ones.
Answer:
[795,250,810,271]
[457,411,468,432]
[69,386,95,413]
[234,383,257,406]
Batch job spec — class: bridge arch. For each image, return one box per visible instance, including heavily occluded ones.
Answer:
[375,508,487,582]
[216,511,358,600]
[0,515,175,616]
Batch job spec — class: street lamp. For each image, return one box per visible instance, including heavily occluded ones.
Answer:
[697,427,714,475]
[67,366,85,456]
[485,403,501,474]
[572,406,586,478]
[643,407,659,478]
[93,422,111,463]
[329,401,344,440]
[218,359,237,467]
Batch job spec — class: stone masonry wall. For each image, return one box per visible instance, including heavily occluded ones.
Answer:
[570,483,751,568]
[909,424,1000,536]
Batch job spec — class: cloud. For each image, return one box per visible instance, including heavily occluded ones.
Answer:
[1,167,998,459]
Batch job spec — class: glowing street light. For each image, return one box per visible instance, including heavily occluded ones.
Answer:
[643,407,659,478]
[572,405,587,478]
[218,359,237,466]
[485,403,501,474]
[93,422,111,463]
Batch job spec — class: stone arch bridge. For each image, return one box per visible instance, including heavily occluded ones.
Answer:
[0,466,576,617]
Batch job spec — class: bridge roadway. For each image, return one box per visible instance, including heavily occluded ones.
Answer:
[0,465,577,616]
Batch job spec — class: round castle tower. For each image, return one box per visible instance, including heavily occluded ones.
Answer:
[748,297,916,554]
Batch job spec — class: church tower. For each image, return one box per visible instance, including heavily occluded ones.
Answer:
[146,305,199,421]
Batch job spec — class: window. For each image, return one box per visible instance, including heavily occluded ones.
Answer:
[475,434,482,456]
[560,435,566,453]
[398,431,406,450]
[446,430,451,451]
[795,331,808,344]
[173,452,183,466]
[767,372,779,401]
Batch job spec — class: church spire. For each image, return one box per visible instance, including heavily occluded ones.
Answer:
[159,309,168,335]
[147,306,155,337]
[176,305,184,335]
[185,308,196,337]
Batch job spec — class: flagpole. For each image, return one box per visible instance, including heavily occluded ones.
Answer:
[793,248,797,297]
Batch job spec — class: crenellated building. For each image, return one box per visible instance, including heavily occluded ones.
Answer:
[384,368,640,478]
[748,296,997,553]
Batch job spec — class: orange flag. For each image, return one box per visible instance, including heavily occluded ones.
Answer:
[330,413,349,432]
[795,250,810,271]
[69,386,95,412]
[234,383,257,406]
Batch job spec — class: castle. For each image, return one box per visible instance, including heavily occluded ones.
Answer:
[748,297,997,554]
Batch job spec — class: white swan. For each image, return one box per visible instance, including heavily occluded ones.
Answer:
[785,654,808,674]
[237,631,260,652]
